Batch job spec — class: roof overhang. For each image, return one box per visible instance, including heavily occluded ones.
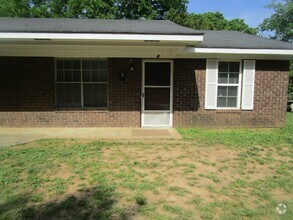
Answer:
[0,33,292,60]
[0,32,203,45]
[179,47,293,60]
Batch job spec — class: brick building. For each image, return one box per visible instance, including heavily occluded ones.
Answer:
[0,18,292,127]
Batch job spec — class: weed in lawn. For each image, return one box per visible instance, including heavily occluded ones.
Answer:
[134,193,148,206]
[133,160,140,166]
[48,178,68,195]
[207,185,217,193]
[137,203,158,217]
[30,194,43,203]
[198,160,211,166]
[168,186,190,196]
[162,203,194,218]
[152,189,160,195]
[163,204,184,215]
[276,163,291,176]
[218,165,229,172]
[191,196,202,205]
[220,187,230,196]
[182,167,195,175]
[204,172,221,183]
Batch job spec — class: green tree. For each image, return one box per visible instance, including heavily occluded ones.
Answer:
[226,18,257,34]
[1,0,118,18]
[259,0,293,102]
[0,0,30,17]
[184,12,227,30]
[115,0,154,19]
[152,0,188,19]
[259,0,293,42]
[29,0,116,18]
[183,12,257,35]
[165,7,188,25]
[0,0,188,20]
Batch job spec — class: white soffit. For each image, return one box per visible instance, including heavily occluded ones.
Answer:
[0,44,185,58]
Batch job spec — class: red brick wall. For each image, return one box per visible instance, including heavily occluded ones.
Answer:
[173,59,289,127]
[0,57,55,111]
[0,57,289,127]
[0,57,141,127]
[173,59,205,126]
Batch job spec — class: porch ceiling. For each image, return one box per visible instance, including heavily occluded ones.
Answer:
[0,42,186,58]
[0,42,292,60]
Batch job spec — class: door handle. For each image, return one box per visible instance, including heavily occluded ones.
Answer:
[141,93,145,99]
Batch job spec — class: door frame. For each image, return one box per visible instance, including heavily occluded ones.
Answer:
[141,59,174,127]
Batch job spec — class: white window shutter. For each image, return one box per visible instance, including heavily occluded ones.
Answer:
[205,59,218,109]
[242,60,256,110]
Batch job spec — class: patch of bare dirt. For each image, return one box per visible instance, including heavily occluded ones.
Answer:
[272,189,292,202]
[101,143,245,210]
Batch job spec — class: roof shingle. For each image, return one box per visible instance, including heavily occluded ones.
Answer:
[0,18,292,50]
[0,18,203,35]
[199,30,293,49]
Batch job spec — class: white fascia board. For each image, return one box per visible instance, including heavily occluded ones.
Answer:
[0,32,203,43]
[190,48,293,55]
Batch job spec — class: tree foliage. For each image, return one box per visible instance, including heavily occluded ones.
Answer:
[182,12,257,35]
[0,0,188,19]
[115,0,188,20]
[115,0,154,19]
[3,0,117,18]
[259,0,293,42]
[0,0,30,17]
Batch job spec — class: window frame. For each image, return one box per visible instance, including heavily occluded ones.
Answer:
[216,60,242,110]
[55,58,108,109]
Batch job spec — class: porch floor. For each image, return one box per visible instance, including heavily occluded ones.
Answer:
[0,127,182,147]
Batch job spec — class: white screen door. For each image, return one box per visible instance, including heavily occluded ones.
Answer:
[141,60,173,127]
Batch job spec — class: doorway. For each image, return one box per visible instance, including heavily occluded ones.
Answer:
[141,60,173,127]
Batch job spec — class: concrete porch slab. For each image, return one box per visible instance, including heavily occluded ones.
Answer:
[0,127,181,147]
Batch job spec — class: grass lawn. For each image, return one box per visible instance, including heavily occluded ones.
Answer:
[0,113,292,219]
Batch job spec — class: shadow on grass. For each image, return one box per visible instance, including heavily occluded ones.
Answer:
[0,185,128,220]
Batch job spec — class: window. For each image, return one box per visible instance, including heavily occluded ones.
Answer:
[56,59,108,108]
[205,59,255,110]
[217,62,241,108]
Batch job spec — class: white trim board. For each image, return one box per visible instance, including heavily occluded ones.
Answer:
[183,47,293,55]
[0,32,203,43]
